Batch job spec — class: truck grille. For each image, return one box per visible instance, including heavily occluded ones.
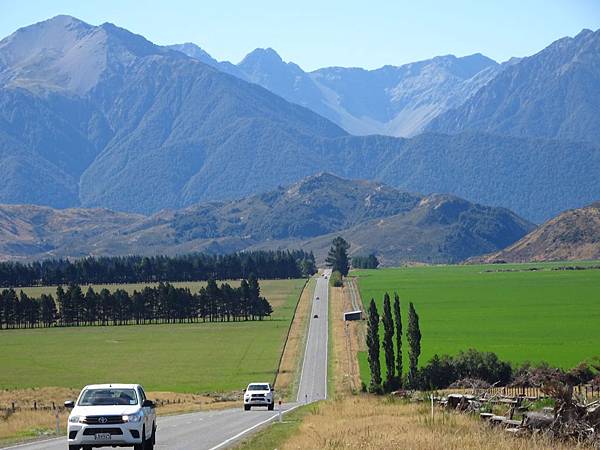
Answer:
[82,415,125,424]
[83,427,123,435]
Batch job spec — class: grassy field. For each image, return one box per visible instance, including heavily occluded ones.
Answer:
[16,281,224,297]
[0,279,306,393]
[355,262,600,382]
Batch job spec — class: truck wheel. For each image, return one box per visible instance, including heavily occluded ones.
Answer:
[69,446,80,450]
[134,427,146,450]
[145,434,154,450]
[268,403,274,411]
[244,404,251,411]
[151,425,156,445]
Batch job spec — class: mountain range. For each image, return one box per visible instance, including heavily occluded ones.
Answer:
[427,29,600,143]
[0,173,534,265]
[169,43,503,137]
[0,16,598,225]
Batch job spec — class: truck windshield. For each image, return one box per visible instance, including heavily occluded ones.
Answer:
[78,389,139,406]
[247,384,269,391]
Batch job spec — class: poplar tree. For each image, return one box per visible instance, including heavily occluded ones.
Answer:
[407,302,422,388]
[382,293,395,391]
[366,298,382,393]
[393,293,403,387]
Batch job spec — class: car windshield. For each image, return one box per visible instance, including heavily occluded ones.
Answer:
[247,384,269,391]
[78,389,138,406]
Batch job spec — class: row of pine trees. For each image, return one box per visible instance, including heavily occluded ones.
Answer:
[366,293,421,393]
[0,250,316,288]
[0,276,273,329]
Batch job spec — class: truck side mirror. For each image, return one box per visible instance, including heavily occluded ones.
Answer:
[142,400,155,408]
[64,400,75,409]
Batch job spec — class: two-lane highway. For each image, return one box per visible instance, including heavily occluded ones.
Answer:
[4,271,331,450]
[297,269,330,404]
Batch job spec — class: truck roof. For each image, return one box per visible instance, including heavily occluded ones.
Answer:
[83,384,141,390]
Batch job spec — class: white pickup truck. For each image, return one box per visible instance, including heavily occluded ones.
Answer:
[65,384,156,450]
[243,383,275,411]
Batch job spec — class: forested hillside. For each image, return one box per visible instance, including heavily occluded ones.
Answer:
[0,17,598,222]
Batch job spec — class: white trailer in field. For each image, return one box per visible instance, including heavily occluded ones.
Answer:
[344,310,362,321]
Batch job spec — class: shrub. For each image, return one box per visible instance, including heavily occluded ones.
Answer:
[329,271,343,287]
[417,349,512,390]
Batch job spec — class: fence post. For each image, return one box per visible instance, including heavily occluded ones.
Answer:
[34,401,37,410]
[12,402,15,412]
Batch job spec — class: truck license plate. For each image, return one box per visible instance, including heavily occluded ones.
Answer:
[95,433,111,440]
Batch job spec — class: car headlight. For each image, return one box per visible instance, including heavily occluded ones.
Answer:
[122,411,143,423]
[69,415,83,423]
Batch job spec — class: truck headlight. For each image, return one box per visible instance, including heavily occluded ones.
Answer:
[122,411,143,423]
[69,415,83,423]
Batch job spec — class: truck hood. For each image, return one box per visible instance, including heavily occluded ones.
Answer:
[71,405,141,416]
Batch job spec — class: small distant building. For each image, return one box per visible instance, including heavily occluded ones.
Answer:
[344,310,362,321]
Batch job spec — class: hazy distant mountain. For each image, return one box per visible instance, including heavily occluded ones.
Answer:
[172,42,501,137]
[474,202,600,263]
[0,174,533,264]
[0,16,598,222]
[428,29,600,143]
[166,43,245,79]
[0,15,345,213]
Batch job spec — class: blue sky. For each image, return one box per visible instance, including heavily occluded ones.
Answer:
[1,0,599,70]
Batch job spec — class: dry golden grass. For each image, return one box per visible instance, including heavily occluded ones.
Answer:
[331,285,361,395]
[0,387,238,442]
[274,278,314,400]
[281,396,591,450]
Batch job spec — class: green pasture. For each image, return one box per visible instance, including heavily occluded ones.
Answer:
[355,262,600,382]
[0,279,306,393]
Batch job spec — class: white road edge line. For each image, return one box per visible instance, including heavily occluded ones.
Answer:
[1,437,62,449]
[324,278,329,400]
[207,404,301,450]
[296,277,317,403]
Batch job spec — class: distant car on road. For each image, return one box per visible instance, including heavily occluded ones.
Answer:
[313,314,319,319]
[243,383,275,411]
[315,296,319,300]
[65,384,156,450]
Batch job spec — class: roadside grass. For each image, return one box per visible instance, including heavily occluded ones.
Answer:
[274,278,314,401]
[329,283,361,396]
[333,283,362,395]
[233,404,316,450]
[354,262,600,384]
[0,389,238,444]
[0,279,306,393]
[278,395,588,450]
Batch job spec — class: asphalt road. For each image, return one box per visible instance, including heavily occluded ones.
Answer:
[296,270,330,404]
[5,272,330,450]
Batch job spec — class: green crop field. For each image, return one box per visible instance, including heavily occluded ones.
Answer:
[355,262,600,383]
[0,279,306,393]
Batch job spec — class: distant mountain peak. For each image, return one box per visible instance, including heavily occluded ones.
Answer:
[167,42,217,64]
[239,47,284,67]
[575,28,594,39]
